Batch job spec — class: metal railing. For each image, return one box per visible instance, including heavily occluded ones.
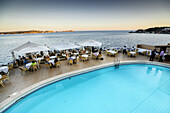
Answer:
[113,59,120,69]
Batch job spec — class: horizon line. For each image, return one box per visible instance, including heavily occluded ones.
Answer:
[1,26,169,32]
[0,29,135,32]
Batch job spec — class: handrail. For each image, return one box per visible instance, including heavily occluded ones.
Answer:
[113,59,120,69]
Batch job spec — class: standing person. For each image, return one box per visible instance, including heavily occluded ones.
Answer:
[103,47,106,51]
[150,49,156,61]
[123,46,127,54]
[40,51,44,57]
[54,58,58,64]
[159,49,164,62]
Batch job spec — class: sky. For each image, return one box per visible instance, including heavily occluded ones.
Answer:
[0,0,170,31]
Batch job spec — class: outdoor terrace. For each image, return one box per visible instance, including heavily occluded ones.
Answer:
[0,53,169,102]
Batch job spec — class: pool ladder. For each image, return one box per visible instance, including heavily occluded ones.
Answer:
[113,59,120,69]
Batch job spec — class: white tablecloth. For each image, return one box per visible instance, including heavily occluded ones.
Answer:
[107,50,117,54]
[86,51,89,54]
[130,52,136,56]
[0,66,9,73]
[82,55,88,58]
[35,57,44,61]
[49,60,55,65]
[82,55,89,60]
[25,63,32,69]
[138,48,150,53]
[71,56,76,60]
[50,56,57,59]
[73,53,79,55]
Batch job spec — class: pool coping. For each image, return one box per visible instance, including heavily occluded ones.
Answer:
[0,60,170,112]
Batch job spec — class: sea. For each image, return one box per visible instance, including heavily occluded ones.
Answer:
[0,31,170,65]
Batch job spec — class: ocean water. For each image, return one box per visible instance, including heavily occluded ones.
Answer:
[4,64,170,113]
[0,31,170,65]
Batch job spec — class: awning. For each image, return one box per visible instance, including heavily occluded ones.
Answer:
[11,41,49,54]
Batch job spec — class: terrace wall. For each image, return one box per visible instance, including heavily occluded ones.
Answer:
[136,44,155,50]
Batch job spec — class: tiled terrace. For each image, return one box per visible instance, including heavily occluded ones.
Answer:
[0,53,168,102]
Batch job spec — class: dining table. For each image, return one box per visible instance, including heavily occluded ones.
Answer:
[73,53,79,56]
[82,54,89,60]
[62,54,66,57]
[129,51,136,56]
[71,56,76,60]
[0,66,9,73]
[49,56,57,59]
[49,60,55,65]
[86,51,89,54]
[107,50,117,55]
[35,57,44,61]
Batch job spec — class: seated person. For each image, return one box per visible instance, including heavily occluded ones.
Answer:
[54,58,60,67]
[41,56,46,61]
[45,56,53,68]
[31,60,37,66]
[68,56,73,60]
[0,71,6,76]
[100,48,103,51]
[97,54,103,60]
[60,52,62,56]
[40,51,44,56]
[22,56,25,58]
[54,50,57,54]
[29,55,32,60]
[79,50,82,55]
[23,58,29,64]
[37,54,41,58]
[76,54,79,58]
[18,55,22,60]
[73,55,78,64]
[46,56,50,62]
[30,60,37,71]
[131,46,135,51]
[93,53,98,56]
[54,58,58,64]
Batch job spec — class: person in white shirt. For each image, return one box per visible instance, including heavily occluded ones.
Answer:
[131,46,135,51]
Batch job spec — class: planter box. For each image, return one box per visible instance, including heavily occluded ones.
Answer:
[165,55,170,61]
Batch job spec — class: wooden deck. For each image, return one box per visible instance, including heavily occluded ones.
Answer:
[0,53,168,102]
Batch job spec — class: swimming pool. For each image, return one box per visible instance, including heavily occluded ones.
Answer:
[3,64,170,113]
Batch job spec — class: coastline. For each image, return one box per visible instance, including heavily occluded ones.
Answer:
[129,26,170,34]
[0,30,74,35]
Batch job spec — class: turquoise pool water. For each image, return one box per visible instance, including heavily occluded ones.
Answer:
[4,64,170,113]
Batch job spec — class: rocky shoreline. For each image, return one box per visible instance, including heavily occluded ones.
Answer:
[129,27,170,34]
[0,30,74,35]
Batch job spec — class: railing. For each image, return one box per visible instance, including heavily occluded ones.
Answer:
[113,59,120,69]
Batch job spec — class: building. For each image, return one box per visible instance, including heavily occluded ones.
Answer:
[137,43,170,54]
